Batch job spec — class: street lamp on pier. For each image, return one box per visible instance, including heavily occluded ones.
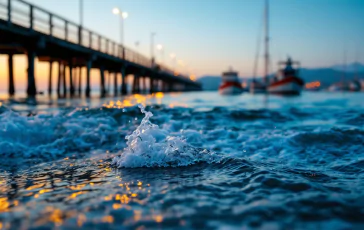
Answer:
[170,53,176,71]
[150,32,156,66]
[156,44,164,65]
[112,7,128,46]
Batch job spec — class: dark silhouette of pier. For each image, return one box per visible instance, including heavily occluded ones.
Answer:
[0,0,201,98]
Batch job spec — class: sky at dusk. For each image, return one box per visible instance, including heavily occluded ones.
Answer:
[0,0,364,91]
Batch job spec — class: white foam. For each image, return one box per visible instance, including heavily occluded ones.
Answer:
[0,107,124,158]
[112,105,219,168]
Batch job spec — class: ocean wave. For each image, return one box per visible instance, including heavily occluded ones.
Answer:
[0,106,126,160]
[0,103,363,171]
[112,105,220,168]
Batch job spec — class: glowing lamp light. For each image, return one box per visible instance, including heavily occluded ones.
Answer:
[156,44,163,50]
[113,7,128,19]
[177,60,184,66]
[112,8,120,15]
[170,53,176,59]
[122,12,128,19]
[155,92,164,98]
[305,81,321,89]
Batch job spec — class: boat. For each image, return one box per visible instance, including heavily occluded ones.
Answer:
[219,68,243,95]
[250,79,266,93]
[348,60,363,92]
[327,82,349,92]
[349,79,362,92]
[267,57,304,95]
[250,0,304,96]
[249,0,269,94]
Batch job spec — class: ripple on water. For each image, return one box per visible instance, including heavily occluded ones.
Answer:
[0,99,363,229]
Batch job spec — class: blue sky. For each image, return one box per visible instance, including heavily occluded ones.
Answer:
[17,0,364,76]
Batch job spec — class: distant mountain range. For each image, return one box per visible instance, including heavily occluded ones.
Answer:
[332,62,364,73]
[198,63,364,90]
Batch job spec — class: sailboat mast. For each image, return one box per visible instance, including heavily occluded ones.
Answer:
[342,49,347,90]
[264,0,269,84]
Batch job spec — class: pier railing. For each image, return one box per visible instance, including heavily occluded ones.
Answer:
[0,0,163,70]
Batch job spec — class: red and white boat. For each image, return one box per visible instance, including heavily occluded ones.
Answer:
[219,68,243,95]
[267,57,304,95]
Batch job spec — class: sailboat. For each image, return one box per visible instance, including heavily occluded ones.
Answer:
[251,0,304,95]
[348,55,362,92]
[249,0,269,94]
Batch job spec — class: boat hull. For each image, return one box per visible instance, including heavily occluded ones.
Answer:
[268,77,303,95]
[219,82,243,95]
[249,85,266,94]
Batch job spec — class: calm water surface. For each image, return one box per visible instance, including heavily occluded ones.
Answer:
[0,92,363,229]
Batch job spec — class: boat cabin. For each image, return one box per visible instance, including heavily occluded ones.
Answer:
[222,68,239,82]
[276,57,300,79]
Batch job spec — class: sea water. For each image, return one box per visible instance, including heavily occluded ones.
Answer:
[0,92,363,229]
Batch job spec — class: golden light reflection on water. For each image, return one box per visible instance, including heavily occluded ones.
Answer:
[39,189,52,194]
[0,197,10,212]
[100,91,191,111]
[49,209,63,226]
[169,102,189,108]
[77,213,87,227]
[0,157,171,228]
[68,191,86,200]
[155,92,164,98]
[134,210,142,222]
[102,215,114,224]
[26,183,45,190]
[102,92,172,109]
[154,215,163,223]
[69,184,86,190]
[103,94,154,109]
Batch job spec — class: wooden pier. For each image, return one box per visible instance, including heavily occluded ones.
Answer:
[0,0,201,98]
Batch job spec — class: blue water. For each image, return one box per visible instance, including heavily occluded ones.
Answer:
[0,92,363,229]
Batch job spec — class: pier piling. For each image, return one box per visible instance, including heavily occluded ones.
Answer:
[26,50,36,97]
[106,71,111,96]
[169,82,173,92]
[121,66,127,95]
[48,61,53,96]
[78,67,82,96]
[62,63,66,97]
[72,67,77,96]
[132,74,140,94]
[142,77,146,94]
[100,66,106,97]
[150,78,155,94]
[86,61,92,97]
[69,61,74,97]
[114,72,118,96]
[57,62,61,97]
[8,54,15,96]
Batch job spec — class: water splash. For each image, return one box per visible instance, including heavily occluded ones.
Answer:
[112,104,219,168]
